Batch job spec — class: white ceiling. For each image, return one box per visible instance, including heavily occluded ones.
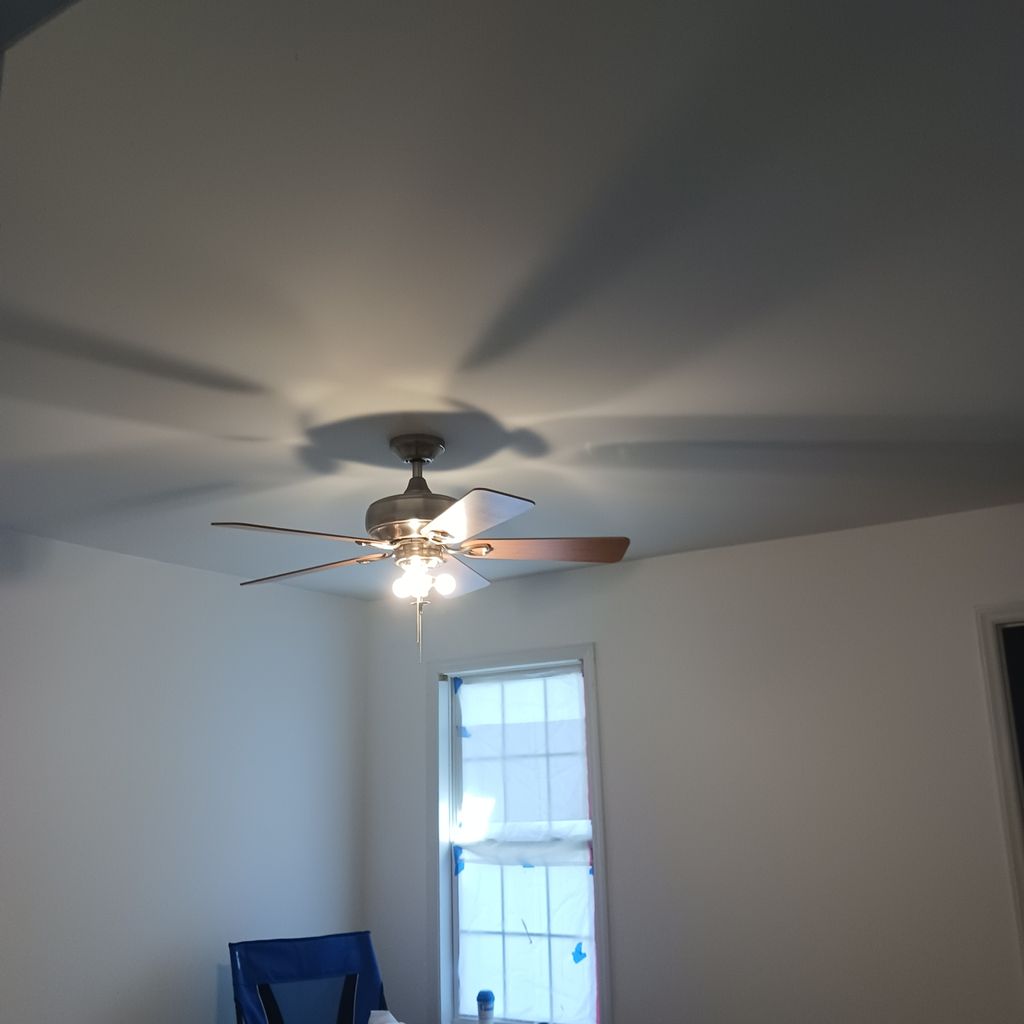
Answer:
[1,0,1022,598]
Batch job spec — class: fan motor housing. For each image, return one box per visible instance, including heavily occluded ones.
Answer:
[364,475,456,543]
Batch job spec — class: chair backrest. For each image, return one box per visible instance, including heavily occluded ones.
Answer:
[229,930,387,1024]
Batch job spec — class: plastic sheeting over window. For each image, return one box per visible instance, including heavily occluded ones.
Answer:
[451,665,598,1024]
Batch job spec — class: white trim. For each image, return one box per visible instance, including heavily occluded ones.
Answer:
[434,668,455,1024]
[976,602,1024,973]
[429,644,613,1024]
[581,645,614,1024]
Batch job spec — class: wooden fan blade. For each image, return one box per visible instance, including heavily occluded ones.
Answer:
[212,521,389,548]
[240,551,390,586]
[423,488,534,544]
[437,554,491,597]
[458,536,630,563]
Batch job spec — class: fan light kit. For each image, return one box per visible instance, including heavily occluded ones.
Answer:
[213,434,629,657]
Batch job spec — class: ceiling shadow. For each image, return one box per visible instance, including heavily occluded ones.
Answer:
[0,437,320,530]
[0,304,267,393]
[0,303,299,440]
[539,411,1024,451]
[578,438,1024,487]
[538,412,1024,487]
[0,527,46,580]
[298,406,548,473]
[455,1,1018,401]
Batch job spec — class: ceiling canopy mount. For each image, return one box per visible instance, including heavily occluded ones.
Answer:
[389,432,446,466]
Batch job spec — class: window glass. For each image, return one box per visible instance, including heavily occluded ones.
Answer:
[461,759,505,828]
[458,933,504,1018]
[505,755,549,822]
[459,861,502,932]
[548,865,592,938]
[505,935,551,1022]
[503,864,548,934]
[549,755,589,822]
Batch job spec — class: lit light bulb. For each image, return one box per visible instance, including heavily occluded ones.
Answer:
[392,574,411,598]
[408,572,433,599]
[434,572,456,596]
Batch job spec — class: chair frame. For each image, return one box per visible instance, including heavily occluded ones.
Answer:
[229,930,387,1024]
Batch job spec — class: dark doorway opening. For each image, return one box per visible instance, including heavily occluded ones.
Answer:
[1002,625,1024,799]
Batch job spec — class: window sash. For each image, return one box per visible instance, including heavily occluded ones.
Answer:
[438,649,611,1024]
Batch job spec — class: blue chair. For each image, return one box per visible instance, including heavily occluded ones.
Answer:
[228,930,388,1024]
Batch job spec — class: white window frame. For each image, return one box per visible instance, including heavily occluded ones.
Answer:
[428,644,612,1024]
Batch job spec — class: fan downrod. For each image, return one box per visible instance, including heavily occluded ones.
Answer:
[389,433,445,465]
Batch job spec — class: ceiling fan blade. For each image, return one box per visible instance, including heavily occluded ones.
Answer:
[240,551,390,586]
[424,488,534,544]
[212,521,390,548]
[437,554,492,597]
[458,536,630,563]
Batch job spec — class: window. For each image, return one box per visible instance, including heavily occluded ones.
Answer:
[437,650,610,1024]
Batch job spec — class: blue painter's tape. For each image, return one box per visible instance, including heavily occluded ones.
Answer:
[588,865,594,876]
[572,942,587,964]
[459,725,471,738]
[452,676,463,693]
[521,862,534,869]
[453,845,465,876]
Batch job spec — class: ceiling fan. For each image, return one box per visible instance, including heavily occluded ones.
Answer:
[213,434,629,653]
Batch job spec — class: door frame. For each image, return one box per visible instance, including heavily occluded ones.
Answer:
[978,602,1024,970]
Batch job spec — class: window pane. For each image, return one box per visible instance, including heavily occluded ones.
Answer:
[505,755,548,822]
[550,937,596,1024]
[460,681,503,726]
[458,933,503,1018]
[504,677,545,724]
[503,864,548,940]
[505,935,551,1023]
[548,717,585,755]
[460,861,502,932]
[548,865,592,938]
[550,754,589,822]
[505,719,546,756]
[460,681,503,759]
[461,721,503,759]
[464,761,503,815]
[545,672,583,721]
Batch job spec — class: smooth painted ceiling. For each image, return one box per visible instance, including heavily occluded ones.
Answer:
[1,0,1022,598]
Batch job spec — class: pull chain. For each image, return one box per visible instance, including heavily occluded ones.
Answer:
[415,597,425,662]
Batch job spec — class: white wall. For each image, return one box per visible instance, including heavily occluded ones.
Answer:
[364,503,1024,1023]
[5,504,1024,1024]
[0,531,369,1024]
